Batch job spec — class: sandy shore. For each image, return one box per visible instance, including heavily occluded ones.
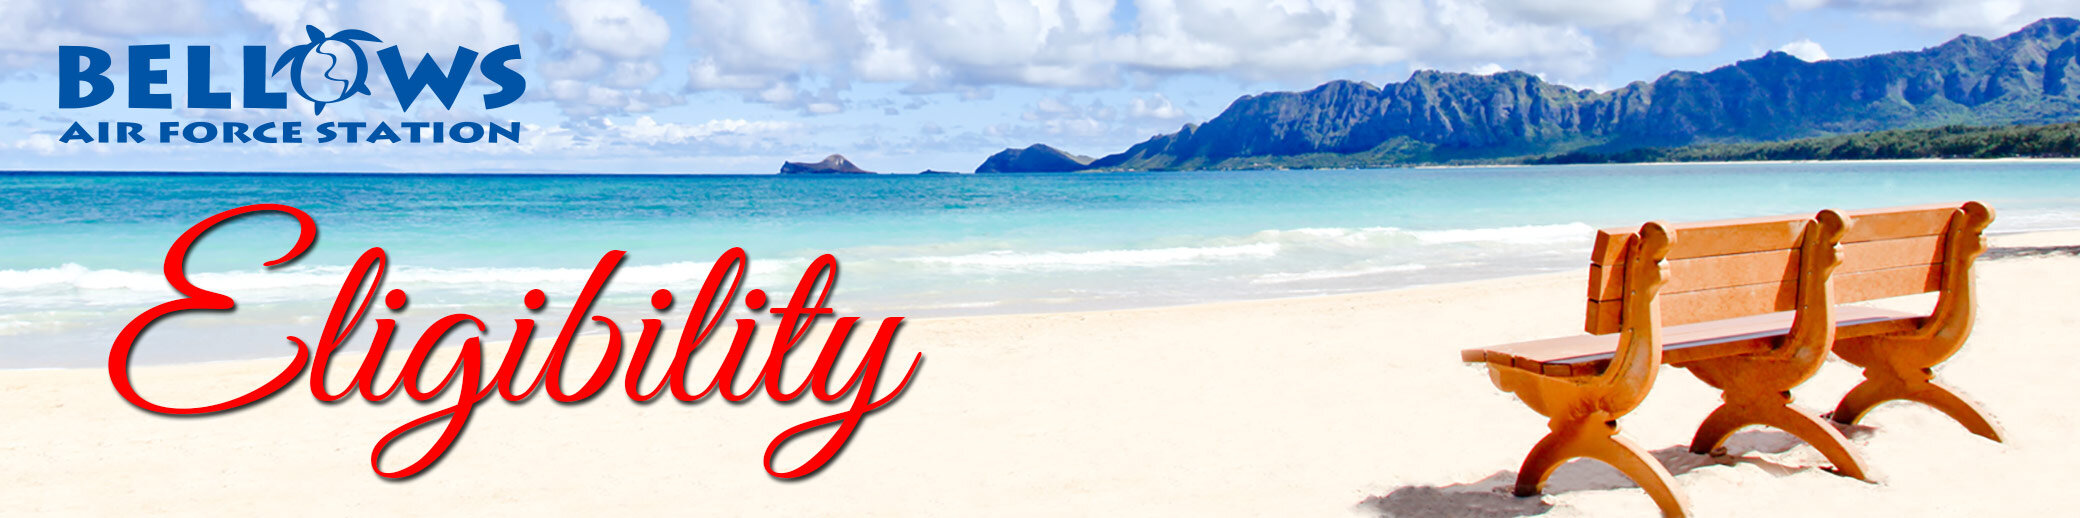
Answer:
[5,231,2078,516]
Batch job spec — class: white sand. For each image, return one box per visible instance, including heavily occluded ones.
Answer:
[4,231,2078,516]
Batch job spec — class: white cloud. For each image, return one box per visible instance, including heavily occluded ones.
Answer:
[11,132,61,155]
[1786,0,2080,35]
[1129,94,1185,119]
[1777,38,1830,61]
[0,0,213,70]
[1476,0,1725,58]
[1019,95,1116,139]
[240,0,521,52]
[605,116,800,145]
[675,0,1730,95]
[684,0,835,87]
[560,0,669,60]
[64,0,214,36]
[536,0,678,117]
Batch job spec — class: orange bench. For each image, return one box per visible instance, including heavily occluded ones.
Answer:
[1459,202,2001,517]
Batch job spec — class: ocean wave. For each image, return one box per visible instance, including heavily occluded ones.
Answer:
[0,259,807,306]
[896,243,1281,272]
[1407,222,1597,244]
[0,222,1595,305]
[1233,222,1594,248]
[1249,263,1428,284]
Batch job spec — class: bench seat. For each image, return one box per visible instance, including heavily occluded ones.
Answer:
[1461,306,1926,377]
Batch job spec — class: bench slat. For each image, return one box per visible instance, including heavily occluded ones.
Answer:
[1843,235,1946,272]
[1587,235,1945,303]
[1590,215,1807,267]
[1661,280,1802,326]
[1590,204,1957,270]
[1589,281,1797,332]
[1465,306,1927,377]
[1585,204,1963,334]
[1659,249,1798,295]
[1588,263,1943,331]
[1838,263,1944,303]
[1841,204,1959,242]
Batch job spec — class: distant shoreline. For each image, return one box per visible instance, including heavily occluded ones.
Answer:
[9,155,2080,176]
[1412,156,2080,170]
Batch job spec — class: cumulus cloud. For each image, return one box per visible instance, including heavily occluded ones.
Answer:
[536,0,681,117]
[64,0,215,36]
[604,116,799,145]
[0,0,213,70]
[1021,95,1117,139]
[1481,0,1724,57]
[1786,0,2080,35]
[10,132,62,155]
[561,0,669,60]
[240,0,521,52]
[1129,94,1186,119]
[676,0,1731,97]
[1777,38,1830,61]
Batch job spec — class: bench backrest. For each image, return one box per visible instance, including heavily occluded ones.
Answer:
[1585,202,1991,335]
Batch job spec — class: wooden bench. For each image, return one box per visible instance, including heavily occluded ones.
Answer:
[1458,202,2000,517]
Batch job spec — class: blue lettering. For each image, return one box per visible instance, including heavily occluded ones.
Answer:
[489,122,519,143]
[479,45,525,109]
[187,46,231,109]
[367,122,400,143]
[58,46,113,108]
[242,46,288,109]
[128,45,172,109]
[181,121,216,143]
[59,122,93,143]
[378,46,477,111]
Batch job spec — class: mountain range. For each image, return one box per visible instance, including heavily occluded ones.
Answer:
[979,17,2080,172]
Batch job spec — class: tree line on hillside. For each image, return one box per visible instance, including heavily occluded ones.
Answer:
[1530,121,2080,165]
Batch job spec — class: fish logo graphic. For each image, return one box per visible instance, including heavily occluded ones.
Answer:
[273,25,380,115]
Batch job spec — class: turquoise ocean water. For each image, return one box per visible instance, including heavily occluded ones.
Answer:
[4,161,2078,368]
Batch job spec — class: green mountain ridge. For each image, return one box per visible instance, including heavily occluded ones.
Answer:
[1050,17,2080,171]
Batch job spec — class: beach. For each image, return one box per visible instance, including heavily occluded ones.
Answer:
[4,230,2074,516]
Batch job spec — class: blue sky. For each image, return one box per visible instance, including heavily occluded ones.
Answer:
[0,0,2072,173]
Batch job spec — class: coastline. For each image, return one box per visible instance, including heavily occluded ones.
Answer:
[1411,156,2080,170]
[4,230,2076,515]
[9,154,2080,176]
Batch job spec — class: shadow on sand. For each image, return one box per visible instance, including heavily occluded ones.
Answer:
[1355,425,1876,517]
[1985,244,2080,260]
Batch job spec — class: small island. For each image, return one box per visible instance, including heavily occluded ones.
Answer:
[975,144,1094,173]
[780,154,877,175]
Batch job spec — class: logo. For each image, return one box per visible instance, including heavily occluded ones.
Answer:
[275,26,381,115]
[54,26,526,145]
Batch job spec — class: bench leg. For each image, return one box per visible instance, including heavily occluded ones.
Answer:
[1682,356,1873,482]
[1514,415,1689,518]
[1688,391,1871,481]
[1830,363,2004,442]
[1829,204,2001,442]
